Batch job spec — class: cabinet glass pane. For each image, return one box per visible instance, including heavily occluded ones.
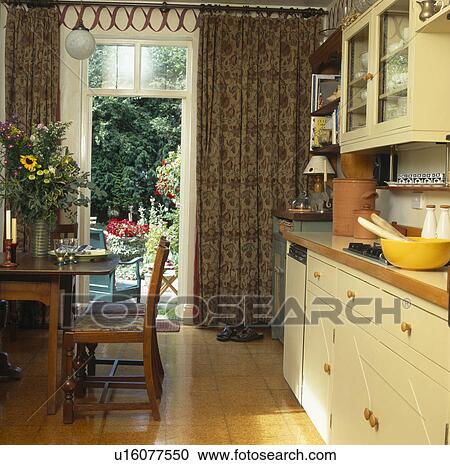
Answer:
[88,45,134,89]
[141,46,187,90]
[346,26,369,132]
[378,0,409,123]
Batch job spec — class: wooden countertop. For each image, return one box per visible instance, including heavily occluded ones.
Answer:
[273,209,333,222]
[283,231,449,310]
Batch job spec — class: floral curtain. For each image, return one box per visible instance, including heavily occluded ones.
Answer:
[5,7,60,134]
[197,12,320,325]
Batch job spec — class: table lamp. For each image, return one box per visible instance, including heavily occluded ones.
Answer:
[303,155,335,212]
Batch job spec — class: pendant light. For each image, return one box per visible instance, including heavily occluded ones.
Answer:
[65,6,96,61]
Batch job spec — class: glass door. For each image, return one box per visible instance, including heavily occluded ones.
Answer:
[377,0,410,123]
[345,24,370,133]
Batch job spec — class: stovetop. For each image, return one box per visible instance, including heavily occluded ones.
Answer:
[343,242,390,266]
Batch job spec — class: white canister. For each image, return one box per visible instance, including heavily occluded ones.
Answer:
[436,205,450,239]
[421,204,437,239]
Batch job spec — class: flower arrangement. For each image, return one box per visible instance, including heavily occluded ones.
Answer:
[105,218,150,275]
[0,121,92,224]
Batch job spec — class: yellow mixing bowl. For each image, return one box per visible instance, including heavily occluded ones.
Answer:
[380,237,450,270]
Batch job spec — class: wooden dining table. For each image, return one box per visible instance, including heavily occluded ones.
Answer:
[0,253,120,414]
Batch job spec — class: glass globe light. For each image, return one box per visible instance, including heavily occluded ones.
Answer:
[65,22,96,60]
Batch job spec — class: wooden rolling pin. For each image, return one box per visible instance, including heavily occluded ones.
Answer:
[370,213,410,240]
[357,217,409,241]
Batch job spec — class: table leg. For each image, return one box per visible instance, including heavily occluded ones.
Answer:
[47,276,60,415]
[0,302,21,379]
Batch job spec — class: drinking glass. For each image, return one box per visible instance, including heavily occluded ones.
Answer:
[53,239,68,266]
[64,238,79,264]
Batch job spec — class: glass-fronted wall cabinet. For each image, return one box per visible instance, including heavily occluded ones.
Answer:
[340,0,450,154]
[341,16,372,142]
[377,0,409,124]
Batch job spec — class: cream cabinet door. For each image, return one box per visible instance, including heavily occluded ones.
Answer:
[302,288,335,443]
[331,317,450,444]
[364,334,450,445]
[330,319,371,444]
[283,255,307,402]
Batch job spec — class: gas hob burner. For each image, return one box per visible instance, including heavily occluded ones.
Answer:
[344,242,390,265]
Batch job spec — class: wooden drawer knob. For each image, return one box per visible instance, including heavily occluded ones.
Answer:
[369,413,379,429]
[364,72,374,81]
[347,289,356,299]
[323,362,331,374]
[400,321,412,333]
[363,408,372,421]
[313,271,321,279]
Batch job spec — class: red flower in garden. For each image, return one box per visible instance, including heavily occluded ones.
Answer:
[106,218,149,238]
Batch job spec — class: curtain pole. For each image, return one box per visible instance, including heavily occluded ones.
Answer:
[2,1,327,17]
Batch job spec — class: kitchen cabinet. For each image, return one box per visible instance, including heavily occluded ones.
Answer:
[284,247,450,444]
[332,315,450,444]
[302,286,335,443]
[340,0,450,153]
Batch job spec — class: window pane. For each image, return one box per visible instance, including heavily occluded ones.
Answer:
[141,46,187,90]
[88,45,134,89]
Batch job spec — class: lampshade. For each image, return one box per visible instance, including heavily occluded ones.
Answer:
[65,22,96,60]
[303,155,335,175]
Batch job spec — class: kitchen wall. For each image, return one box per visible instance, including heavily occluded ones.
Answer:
[376,143,450,228]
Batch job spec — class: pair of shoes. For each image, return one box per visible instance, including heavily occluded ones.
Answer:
[216,324,243,342]
[216,325,263,342]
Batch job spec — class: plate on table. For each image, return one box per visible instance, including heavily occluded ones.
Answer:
[48,249,112,262]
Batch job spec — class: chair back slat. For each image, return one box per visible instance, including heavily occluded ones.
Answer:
[144,237,170,332]
[52,223,78,240]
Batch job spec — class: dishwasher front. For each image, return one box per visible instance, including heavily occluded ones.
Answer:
[283,243,307,403]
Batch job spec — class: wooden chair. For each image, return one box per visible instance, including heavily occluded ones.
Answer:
[62,237,169,423]
[51,223,78,241]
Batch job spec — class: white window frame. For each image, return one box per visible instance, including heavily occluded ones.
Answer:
[80,37,195,315]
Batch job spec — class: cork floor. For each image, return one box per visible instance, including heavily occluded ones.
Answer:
[0,326,323,445]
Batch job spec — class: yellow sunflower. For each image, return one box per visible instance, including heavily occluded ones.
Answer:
[20,155,38,172]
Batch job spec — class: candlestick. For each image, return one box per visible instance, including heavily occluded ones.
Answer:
[323,159,328,184]
[5,210,11,240]
[11,218,17,244]
[1,239,18,268]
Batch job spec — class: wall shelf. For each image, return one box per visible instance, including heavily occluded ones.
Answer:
[311,144,340,155]
[311,98,340,117]
[310,28,342,74]
[378,184,450,192]
[417,5,450,33]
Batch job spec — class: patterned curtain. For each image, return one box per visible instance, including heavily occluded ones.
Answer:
[5,7,60,134]
[197,12,319,325]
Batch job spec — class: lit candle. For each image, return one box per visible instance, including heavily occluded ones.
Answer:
[11,218,17,244]
[5,210,11,240]
[323,159,328,184]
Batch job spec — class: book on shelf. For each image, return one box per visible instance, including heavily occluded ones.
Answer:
[310,116,332,150]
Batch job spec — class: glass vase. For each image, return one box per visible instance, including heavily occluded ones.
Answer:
[31,220,50,258]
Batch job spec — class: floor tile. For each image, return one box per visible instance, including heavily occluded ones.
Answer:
[0,326,321,445]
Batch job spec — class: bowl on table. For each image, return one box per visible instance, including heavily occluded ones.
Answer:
[380,237,450,270]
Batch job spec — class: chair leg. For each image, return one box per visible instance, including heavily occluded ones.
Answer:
[143,342,160,421]
[74,346,87,399]
[62,334,76,424]
[86,343,97,376]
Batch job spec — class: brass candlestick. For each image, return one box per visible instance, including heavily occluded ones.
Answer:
[1,239,18,268]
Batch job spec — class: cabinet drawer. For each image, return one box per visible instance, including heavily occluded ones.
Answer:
[380,291,450,372]
[337,270,382,311]
[308,256,337,297]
